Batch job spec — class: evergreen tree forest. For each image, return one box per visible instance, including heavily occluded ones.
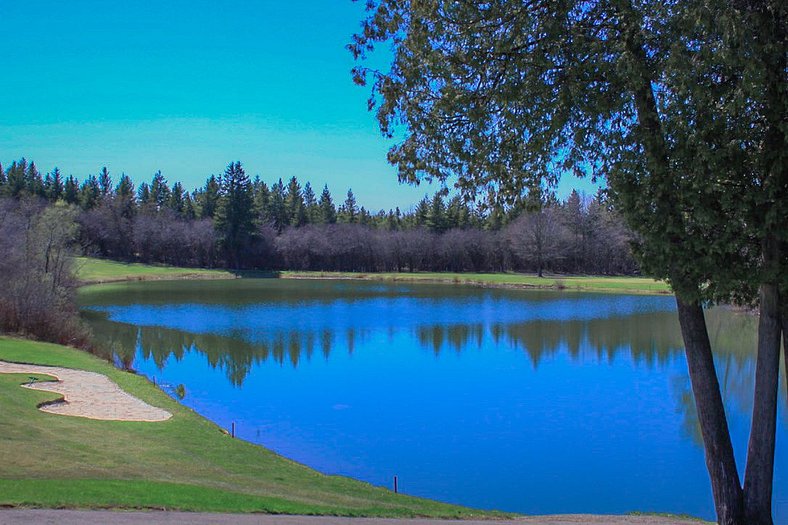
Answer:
[0,158,636,274]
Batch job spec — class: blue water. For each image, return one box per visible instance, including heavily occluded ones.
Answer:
[80,279,788,522]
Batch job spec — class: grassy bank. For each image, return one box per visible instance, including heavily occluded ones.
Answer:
[76,256,670,295]
[281,271,671,295]
[74,257,235,285]
[0,337,497,517]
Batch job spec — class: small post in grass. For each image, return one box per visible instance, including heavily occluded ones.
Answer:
[231,421,236,438]
[393,475,398,494]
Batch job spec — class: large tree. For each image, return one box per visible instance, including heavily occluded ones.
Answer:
[215,161,256,268]
[318,184,337,224]
[285,176,307,226]
[351,1,786,524]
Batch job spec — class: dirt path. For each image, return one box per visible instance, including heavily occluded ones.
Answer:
[0,360,171,422]
[0,510,712,525]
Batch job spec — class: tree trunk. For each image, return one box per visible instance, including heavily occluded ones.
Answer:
[675,297,745,525]
[783,304,787,404]
[743,280,782,524]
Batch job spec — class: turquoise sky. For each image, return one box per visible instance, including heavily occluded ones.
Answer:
[0,1,599,211]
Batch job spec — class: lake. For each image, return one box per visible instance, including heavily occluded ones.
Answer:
[79,279,788,522]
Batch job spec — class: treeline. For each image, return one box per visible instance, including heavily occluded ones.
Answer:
[0,158,636,274]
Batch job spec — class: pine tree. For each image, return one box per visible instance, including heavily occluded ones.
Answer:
[116,173,135,199]
[285,176,306,227]
[183,193,196,220]
[98,167,112,196]
[252,177,270,224]
[80,175,101,210]
[413,196,429,227]
[6,160,26,197]
[150,171,170,209]
[358,206,371,226]
[25,161,45,197]
[47,168,64,201]
[342,189,358,223]
[318,184,336,224]
[169,182,185,215]
[137,182,151,206]
[215,161,256,267]
[198,175,221,219]
[303,182,318,223]
[115,174,136,218]
[427,193,446,232]
[485,204,505,231]
[63,176,80,205]
[386,209,399,230]
[268,179,287,232]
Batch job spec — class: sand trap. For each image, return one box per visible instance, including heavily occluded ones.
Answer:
[0,360,171,422]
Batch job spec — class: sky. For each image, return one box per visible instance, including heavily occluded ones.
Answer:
[0,1,600,211]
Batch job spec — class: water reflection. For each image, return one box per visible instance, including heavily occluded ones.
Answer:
[85,305,758,394]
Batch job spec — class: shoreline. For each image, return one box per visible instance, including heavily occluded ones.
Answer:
[278,271,671,296]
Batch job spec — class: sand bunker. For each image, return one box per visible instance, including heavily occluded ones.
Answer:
[0,360,171,422]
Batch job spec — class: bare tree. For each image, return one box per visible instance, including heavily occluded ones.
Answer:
[506,207,569,277]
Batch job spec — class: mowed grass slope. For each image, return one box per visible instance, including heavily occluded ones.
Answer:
[0,337,497,517]
[281,271,671,295]
[73,257,234,285]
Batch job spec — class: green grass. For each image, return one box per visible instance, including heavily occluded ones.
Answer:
[73,257,235,285]
[0,336,500,517]
[74,256,670,295]
[281,271,671,295]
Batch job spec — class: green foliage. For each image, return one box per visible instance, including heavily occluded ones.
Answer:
[63,175,79,205]
[97,167,112,196]
[318,184,337,224]
[149,170,170,209]
[285,176,306,227]
[340,189,358,223]
[169,181,185,215]
[79,175,100,210]
[115,174,136,219]
[267,178,288,232]
[136,182,151,206]
[5,159,27,197]
[350,0,785,305]
[214,162,256,267]
[46,168,64,201]
[426,193,446,232]
[303,181,318,223]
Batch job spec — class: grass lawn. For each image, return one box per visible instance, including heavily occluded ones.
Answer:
[0,336,499,517]
[74,256,670,295]
[281,271,671,295]
[73,257,235,285]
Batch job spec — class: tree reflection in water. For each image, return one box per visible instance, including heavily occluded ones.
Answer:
[85,303,782,437]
